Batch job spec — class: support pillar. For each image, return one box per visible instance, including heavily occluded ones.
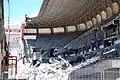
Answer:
[50,28,54,35]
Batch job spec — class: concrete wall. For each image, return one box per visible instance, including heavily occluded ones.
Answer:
[0,0,5,79]
[69,59,120,80]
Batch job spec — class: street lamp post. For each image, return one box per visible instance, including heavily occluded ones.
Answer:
[7,0,10,52]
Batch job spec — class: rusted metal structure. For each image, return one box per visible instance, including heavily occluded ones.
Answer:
[3,56,17,78]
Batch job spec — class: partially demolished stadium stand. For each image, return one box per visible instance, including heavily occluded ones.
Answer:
[23,0,120,80]
[23,13,120,80]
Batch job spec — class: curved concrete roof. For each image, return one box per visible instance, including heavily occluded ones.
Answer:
[32,0,118,27]
[25,0,120,34]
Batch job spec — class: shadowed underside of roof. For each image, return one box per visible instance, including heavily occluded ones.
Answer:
[36,0,119,27]
[25,0,120,34]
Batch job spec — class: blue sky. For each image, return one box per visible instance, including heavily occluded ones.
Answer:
[4,0,43,20]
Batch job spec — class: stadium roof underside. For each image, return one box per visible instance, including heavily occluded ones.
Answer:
[25,0,120,35]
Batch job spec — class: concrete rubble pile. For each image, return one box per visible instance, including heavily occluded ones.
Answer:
[28,59,72,80]
[28,56,100,80]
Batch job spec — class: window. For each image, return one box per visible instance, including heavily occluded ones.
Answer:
[66,26,76,32]
[39,28,51,34]
[53,27,64,33]
[24,29,36,34]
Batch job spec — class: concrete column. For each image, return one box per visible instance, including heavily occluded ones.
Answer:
[100,71,103,80]
[75,25,78,32]
[102,71,105,80]
[50,28,54,35]
[63,27,67,33]
[119,68,120,78]
[0,40,3,79]
[36,28,39,36]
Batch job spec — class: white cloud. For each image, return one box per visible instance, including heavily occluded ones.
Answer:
[4,11,39,29]
[27,11,39,18]
[4,19,25,29]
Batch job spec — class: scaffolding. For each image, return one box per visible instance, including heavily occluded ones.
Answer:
[3,56,17,79]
